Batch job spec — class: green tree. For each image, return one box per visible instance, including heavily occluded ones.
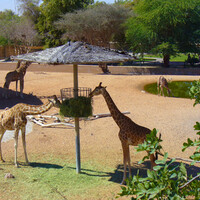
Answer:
[0,10,39,52]
[126,0,200,67]
[0,10,20,45]
[37,0,94,47]
[17,0,41,24]
[56,4,132,49]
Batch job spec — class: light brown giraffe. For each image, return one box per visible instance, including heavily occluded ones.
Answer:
[3,61,32,98]
[0,95,61,167]
[89,82,157,185]
[157,76,171,97]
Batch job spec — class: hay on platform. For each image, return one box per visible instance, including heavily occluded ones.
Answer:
[59,96,92,118]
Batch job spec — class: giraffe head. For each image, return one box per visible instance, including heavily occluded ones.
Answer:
[23,61,32,68]
[48,95,61,108]
[89,82,106,97]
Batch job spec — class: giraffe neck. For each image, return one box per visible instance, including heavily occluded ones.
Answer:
[22,101,54,115]
[16,65,27,73]
[102,89,126,128]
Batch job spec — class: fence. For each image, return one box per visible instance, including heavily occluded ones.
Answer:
[0,45,43,59]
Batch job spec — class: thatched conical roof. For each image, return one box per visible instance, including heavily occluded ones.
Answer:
[12,41,132,64]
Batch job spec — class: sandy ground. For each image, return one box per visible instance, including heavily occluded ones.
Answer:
[0,62,200,198]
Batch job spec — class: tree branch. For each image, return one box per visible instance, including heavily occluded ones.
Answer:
[179,174,200,189]
[156,151,200,163]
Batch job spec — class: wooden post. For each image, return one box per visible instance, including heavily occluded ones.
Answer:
[73,64,81,173]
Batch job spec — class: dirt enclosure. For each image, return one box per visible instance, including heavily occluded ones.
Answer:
[0,62,200,199]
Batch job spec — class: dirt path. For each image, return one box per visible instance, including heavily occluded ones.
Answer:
[0,62,199,199]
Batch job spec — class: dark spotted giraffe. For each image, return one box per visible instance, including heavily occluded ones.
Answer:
[3,61,32,98]
[89,82,157,185]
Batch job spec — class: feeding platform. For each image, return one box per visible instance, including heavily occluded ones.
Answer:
[60,87,92,118]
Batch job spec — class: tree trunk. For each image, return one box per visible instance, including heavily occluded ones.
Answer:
[99,63,110,74]
[163,54,170,67]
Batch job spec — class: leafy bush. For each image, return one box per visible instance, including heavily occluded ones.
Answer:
[59,96,92,118]
[0,36,9,46]
[189,80,200,106]
[118,129,200,199]
[183,122,200,164]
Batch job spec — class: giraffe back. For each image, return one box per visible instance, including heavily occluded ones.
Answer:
[0,104,27,130]
[118,115,151,145]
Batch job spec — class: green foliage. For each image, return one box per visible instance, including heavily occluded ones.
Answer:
[59,96,93,118]
[0,36,9,46]
[118,156,200,199]
[125,0,200,65]
[136,129,162,164]
[0,9,39,46]
[118,129,200,199]
[56,3,132,49]
[189,80,200,106]
[0,10,20,43]
[152,42,178,59]
[144,81,193,98]
[17,0,40,24]
[182,122,200,164]
[37,0,94,47]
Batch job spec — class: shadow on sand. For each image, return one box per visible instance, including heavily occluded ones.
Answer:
[0,87,43,109]
[30,162,63,169]
[65,161,200,184]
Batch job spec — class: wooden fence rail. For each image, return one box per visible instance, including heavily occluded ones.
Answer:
[0,45,43,59]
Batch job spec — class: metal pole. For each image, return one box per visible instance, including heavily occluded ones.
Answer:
[73,64,81,173]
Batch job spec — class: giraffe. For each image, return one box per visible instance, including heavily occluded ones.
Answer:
[0,95,61,167]
[157,76,171,97]
[89,82,157,185]
[3,61,32,98]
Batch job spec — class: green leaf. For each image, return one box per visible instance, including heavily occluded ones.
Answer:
[190,153,200,161]
[170,173,177,179]
[137,183,146,192]
[153,165,163,171]
[148,187,161,198]
[194,122,200,130]
[147,169,154,179]
[180,163,187,179]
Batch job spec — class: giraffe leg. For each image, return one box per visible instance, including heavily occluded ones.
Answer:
[161,86,164,96]
[0,130,5,162]
[121,142,129,185]
[21,126,29,165]
[167,88,171,96]
[16,80,19,96]
[157,82,160,96]
[20,79,24,98]
[14,129,19,167]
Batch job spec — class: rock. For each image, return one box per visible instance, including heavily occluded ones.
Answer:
[4,173,15,179]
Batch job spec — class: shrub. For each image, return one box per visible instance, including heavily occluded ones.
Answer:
[59,96,92,118]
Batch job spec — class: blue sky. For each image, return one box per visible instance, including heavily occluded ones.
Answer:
[0,0,116,13]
